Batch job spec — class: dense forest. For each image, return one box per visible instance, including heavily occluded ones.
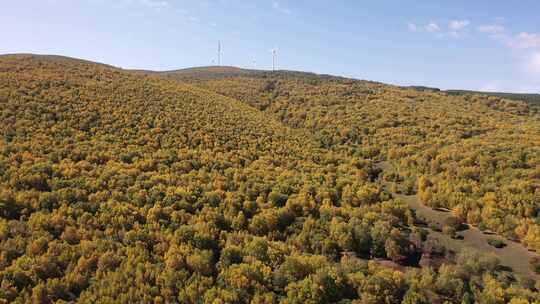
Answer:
[179,72,540,250]
[0,54,539,303]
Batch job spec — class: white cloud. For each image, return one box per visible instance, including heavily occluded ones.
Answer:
[509,32,540,49]
[477,25,540,50]
[425,22,440,33]
[139,0,169,11]
[122,0,169,11]
[408,22,418,32]
[446,20,470,38]
[477,24,505,35]
[449,20,470,31]
[527,52,540,74]
[272,1,291,15]
[410,20,469,37]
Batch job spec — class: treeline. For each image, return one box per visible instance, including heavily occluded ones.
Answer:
[446,90,540,106]
[403,86,540,106]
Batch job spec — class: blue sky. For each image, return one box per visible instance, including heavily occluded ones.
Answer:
[1,0,540,93]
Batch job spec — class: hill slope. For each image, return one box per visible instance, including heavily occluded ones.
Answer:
[0,55,412,303]
[158,69,540,250]
[1,55,539,303]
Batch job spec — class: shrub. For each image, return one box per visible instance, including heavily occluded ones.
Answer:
[443,217,464,231]
[428,222,442,232]
[442,226,457,238]
[486,238,506,249]
[530,257,540,274]
[268,191,288,207]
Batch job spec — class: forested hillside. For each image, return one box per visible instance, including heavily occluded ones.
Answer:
[0,55,539,303]
[175,72,540,249]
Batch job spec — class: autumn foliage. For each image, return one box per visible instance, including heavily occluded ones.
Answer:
[0,55,538,303]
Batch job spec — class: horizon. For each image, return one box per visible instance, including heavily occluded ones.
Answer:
[1,1,539,93]
[6,52,540,95]
[5,52,540,95]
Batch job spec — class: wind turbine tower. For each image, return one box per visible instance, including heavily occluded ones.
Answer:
[272,48,277,72]
[217,41,222,66]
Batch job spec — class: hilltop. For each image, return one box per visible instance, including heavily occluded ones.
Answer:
[131,66,259,80]
[132,65,356,84]
[0,54,539,303]
[137,65,540,105]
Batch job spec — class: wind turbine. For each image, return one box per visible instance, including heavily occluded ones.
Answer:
[270,47,278,72]
[217,41,222,66]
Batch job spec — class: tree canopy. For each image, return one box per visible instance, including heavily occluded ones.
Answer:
[0,54,539,303]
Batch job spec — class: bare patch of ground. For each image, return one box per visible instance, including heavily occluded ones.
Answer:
[376,161,539,280]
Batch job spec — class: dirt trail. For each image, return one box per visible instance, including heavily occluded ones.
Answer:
[376,161,539,280]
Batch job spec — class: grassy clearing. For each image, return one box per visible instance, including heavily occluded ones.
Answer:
[377,161,539,280]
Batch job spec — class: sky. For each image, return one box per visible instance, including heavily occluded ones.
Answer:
[1,0,540,93]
